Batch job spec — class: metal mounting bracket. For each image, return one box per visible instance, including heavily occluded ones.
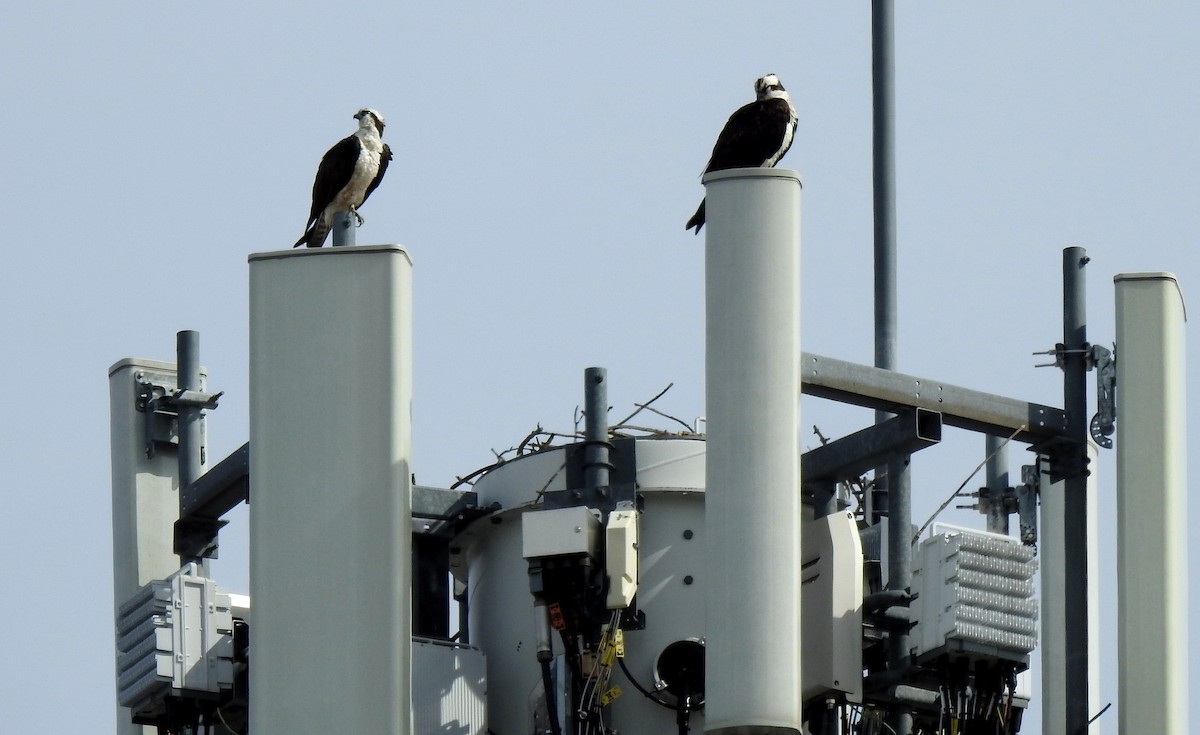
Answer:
[135,377,177,459]
[1033,342,1094,370]
[1090,345,1115,449]
[1017,464,1039,547]
[134,376,224,459]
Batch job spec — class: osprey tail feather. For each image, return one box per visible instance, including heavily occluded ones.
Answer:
[294,219,331,248]
[686,199,706,235]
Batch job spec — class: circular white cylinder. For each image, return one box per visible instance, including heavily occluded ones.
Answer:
[703,168,803,734]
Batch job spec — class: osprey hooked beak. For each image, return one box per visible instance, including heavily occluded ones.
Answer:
[354,108,386,134]
[754,74,786,100]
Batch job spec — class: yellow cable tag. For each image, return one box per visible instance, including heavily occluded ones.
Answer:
[601,643,617,667]
[600,685,622,705]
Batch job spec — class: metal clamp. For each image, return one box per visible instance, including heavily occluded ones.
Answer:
[134,377,223,459]
[1090,345,1115,449]
[1017,464,1039,547]
[135,377,177,459]
[1033,342,1094,369]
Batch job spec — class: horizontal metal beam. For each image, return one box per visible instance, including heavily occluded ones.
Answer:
[180,441,249,518]
[412,485,481,528]
[800,352,1066,444]
[803,408,941,483]
[176,442,249,560]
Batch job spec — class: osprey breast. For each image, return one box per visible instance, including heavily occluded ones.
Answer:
[336,137,384,209]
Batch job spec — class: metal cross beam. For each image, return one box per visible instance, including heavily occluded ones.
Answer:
[800,352,1067,444]
[803,408,942,483]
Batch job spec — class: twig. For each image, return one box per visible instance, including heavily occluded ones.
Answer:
[535,461,568,498]
[453,381,695,491]
[611,422,691,436]
[612,383,673,427]
[516,424,545,455]
[634,402,695,432]
[451,462,498,489]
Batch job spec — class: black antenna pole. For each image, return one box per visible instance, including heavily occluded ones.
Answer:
[1061,247,1091,734]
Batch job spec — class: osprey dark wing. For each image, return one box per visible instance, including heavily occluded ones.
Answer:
[702,100,796,173]
[686,74,797,235]
[293,108,390,248]
[363,143,392,205]
[295,135,362,248]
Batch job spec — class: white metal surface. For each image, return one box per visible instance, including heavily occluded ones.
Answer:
[248,245,414,735]
[703,167,803,734]
[455,439,709,735]
[412,638,488,735]
[109,358,205,735]
[801,511,863,702]
[521,506,602,560]
[604,504,639,609]
[1114,272,1188,734]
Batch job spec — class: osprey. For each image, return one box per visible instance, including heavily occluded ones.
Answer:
[686,74,797,234]
[294,108,393,248]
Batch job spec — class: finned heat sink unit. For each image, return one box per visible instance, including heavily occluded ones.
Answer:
[115,563,235,718]
[912,524,1038,663]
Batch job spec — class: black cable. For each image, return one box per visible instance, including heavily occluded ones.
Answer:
[541,658,563,735]
[675,678,691,735]
[1087,702,1112,726]
[615,655,674,709]
[558,630,586,734]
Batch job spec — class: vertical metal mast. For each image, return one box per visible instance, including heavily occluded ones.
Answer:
[176,330,203,494]
[332,210,357,247]
[583,367,611,492]
[984,435,1010,535]
[872,10,897,371]
[873,4,912,733]
[1061,247,1090,734]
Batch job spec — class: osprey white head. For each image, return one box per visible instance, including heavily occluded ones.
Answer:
[354,108,386,135]
[754,74,789,102]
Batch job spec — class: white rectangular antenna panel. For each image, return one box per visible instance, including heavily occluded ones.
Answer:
[248,245,414,735]
[1115,272,1188,734]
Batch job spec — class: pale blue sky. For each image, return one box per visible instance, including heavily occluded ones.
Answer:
[2,3,1197,732]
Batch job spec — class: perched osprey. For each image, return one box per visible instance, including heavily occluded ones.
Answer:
[686,74,797,234]
[294,108,393,248]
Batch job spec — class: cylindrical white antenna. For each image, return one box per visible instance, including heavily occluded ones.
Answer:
[703,167,803,734]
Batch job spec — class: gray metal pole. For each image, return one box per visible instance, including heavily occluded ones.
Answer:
[984,435,1010,534]
[872,3,912,732]
[872,0,897,375]
[884,453,912,735]
[176,330,202,493]
[583,367,610,491]
[332,210,356,247]
[1062,247,1090,734]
